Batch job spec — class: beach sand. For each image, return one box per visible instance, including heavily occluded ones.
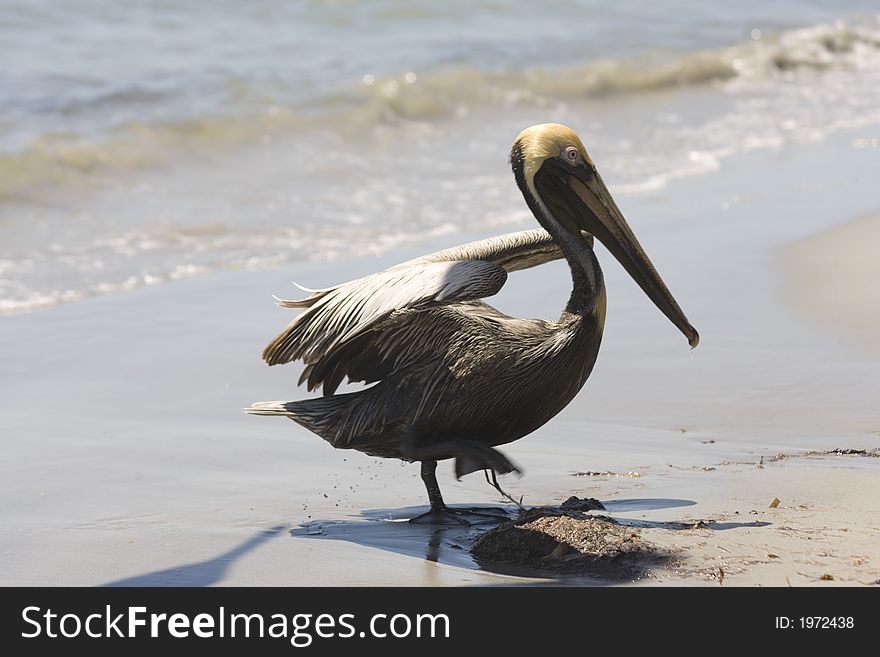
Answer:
[1,128,879,587]
[778,212,880,359]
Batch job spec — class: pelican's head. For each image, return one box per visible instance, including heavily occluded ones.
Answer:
[511,123,699,348]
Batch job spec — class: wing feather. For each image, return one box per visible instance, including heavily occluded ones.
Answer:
[262,259,506,366]
[261,228,582,389]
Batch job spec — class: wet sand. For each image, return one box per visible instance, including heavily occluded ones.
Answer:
[1,128,879,586]
[778,212,880,358]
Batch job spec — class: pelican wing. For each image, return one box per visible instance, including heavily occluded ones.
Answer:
[262,229,576,387]
[401,227,573,271]
[262,259,507,368]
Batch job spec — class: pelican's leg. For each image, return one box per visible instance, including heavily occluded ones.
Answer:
[409,460,470,525]
[400,431,522,478]
[404,432,515,524]
[422,460,446,509]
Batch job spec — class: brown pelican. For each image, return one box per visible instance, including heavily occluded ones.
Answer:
[247,123,698,523]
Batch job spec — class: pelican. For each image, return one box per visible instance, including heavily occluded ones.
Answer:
[247,123,698,523]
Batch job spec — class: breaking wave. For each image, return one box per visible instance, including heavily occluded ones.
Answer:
[3,19,879,201]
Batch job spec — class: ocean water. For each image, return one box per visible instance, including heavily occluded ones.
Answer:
[2,0,880,313]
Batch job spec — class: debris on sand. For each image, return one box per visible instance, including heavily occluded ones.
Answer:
[769,497,781,509]
[571,470,641,478]
[770,448,880,462]
[560,496,605,512]
[471,500,666,579]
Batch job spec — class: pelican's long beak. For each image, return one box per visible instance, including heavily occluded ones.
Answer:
[568,168,699,348]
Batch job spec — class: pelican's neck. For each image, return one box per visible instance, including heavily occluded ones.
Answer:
[510,144,604,318]
[552,219,604,317]
[525,188,604,318]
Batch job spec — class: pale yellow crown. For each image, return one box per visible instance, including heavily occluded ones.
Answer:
[514,123,591,184]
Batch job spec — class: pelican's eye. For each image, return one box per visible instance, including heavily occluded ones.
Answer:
[564,146,580,163]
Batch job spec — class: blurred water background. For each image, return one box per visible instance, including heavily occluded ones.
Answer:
[2,0,880,313]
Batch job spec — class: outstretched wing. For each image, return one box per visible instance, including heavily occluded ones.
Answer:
[263,258,507,365]
[261,228,576,391]
[400,227,572,271]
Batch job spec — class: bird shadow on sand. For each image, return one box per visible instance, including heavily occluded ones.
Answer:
[103,524,287,587]
[292,505,504,571]
[291,498,769,582]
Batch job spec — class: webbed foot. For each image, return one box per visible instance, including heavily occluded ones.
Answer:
[409,505,510,525]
